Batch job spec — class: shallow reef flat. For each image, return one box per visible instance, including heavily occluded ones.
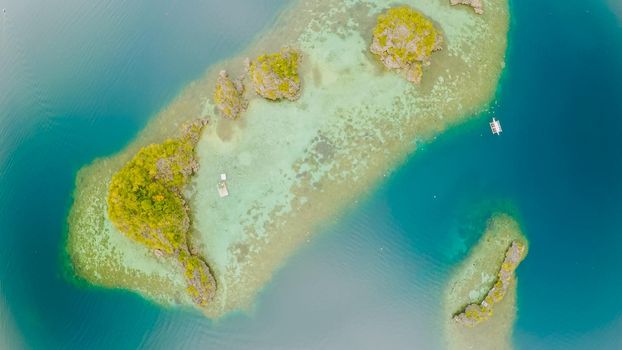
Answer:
[443,214,528,350]
[67,0,509,317]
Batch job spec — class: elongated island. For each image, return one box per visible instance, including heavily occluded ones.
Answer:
[444,214,528,349]
[67,0,510,320]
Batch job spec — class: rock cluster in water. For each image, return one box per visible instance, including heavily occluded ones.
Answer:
[213,70,247,120]
[453,241,527,327]
[450,0,484,15]
[247,48,302,101]
[370,6,443,83]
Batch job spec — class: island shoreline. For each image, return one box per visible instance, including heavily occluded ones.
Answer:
[65,0,510,319]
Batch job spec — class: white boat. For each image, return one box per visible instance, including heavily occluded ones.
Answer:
[217,173,229,197]
[490,117,502,135]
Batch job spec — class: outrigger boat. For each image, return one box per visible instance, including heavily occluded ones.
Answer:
[490,117,502,135]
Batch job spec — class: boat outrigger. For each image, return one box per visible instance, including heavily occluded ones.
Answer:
[490,117,502,135]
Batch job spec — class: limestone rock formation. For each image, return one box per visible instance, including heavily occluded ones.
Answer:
[213,70,247,120]
[370,6,443,83]
[247,48,302,101]
[106,118,216,307]
[453,241,527,327]
[450,0,484,15]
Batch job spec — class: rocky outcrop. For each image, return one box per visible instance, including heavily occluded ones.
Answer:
[450,0,484,15]
[213,70,247,120]
[453,241,527,327]
[247,48,302,101]
[107,118,216,307]
[370,6,443,84]
[179,251,217,307]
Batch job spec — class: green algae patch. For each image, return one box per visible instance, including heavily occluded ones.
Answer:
[444,214,528,349]
[248,48,302,101]
[67,0,509,318]
[370,6,443,83]
[213,70,247,120]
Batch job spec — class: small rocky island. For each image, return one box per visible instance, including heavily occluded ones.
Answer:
[248,48,302,101]
[213,48,301,120]
[213,70,247,120]
[370,6,443,83]
[453,240,527,327]
[444,214,528,350]
[106,119,216,306]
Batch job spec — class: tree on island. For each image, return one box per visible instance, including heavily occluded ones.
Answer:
[107,119,216,307]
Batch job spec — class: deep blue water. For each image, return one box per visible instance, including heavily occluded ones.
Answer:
[1,0,622,349]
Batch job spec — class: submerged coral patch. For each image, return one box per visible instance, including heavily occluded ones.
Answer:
[450,0,484,15]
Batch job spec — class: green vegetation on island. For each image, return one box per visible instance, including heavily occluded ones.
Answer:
[214,70,247,120]
[67,0,510,317]
[107,119,216,306]
[453,240,527,327]
[248,48,302,101]
[370,6,443,83]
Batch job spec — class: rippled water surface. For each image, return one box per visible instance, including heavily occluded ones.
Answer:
[1,0,622,349]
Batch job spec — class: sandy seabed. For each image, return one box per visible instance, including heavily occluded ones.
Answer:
[67,0,509,340]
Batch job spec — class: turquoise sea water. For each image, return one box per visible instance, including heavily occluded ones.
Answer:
[1,0,622,349]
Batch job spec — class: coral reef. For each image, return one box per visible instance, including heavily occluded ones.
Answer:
[213,70,247,120]
[107,118,216,306]
[450,0,484,15]
[68,0,510,317]
[453,241,527,327]
[248,48,302,101]
[370,6,443,83]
